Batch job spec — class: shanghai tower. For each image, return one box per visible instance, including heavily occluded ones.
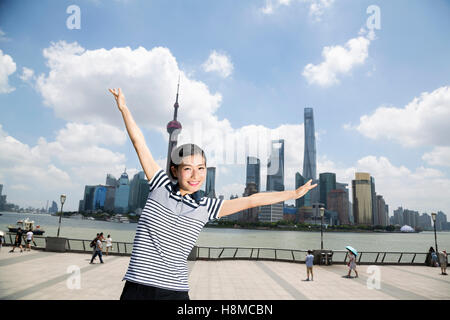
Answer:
[303,108,316,181]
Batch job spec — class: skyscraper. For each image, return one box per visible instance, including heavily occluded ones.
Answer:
[327,189,349,225]
[295,172,306,208]
[114,169,130,213]
[266,139,285,191]
[246,156,261,192]
[166,78,182,183]
[352,172,373,225]
[303,108,316,181]
[319,172,336,208]
[205,167,216,198]
[371,176,378,226]
[128,171,149,212]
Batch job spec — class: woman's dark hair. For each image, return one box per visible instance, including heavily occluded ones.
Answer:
[169,143,206,180]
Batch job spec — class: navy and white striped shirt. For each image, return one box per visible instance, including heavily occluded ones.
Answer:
[123,168,224,291]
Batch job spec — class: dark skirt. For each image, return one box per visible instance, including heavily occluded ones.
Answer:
[120,281,190,300]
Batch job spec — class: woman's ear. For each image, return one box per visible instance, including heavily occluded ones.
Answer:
[170,166,178,179]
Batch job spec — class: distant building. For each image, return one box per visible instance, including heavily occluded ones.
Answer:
[259,201,284,223]
[93,185,107,211]
[82,186,96,211]
[283,205,298,222]
[114,169,130,213]
[106,174,118,187]
[266,139,285,192]
[327,189,349,225]
[436,211,448,231]
[303,108,316,181]
[205,167,217,198]
[238,182,259,223]
[246,156,261,192]
[352,172,372,225]
[319,172,336,209]
[371,177,378,226]
[48,201,58,214]
[418,213,432,230]
[295,172,306,208]
[128,171,148,212]
[376,195,388,226]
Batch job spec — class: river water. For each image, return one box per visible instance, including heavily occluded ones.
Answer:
[1,211,449,253]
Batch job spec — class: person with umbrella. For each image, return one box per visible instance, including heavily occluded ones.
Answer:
[346,246,359,278]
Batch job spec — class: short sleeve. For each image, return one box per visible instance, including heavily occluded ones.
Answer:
[148,168,171,193]
[205,197,224,221]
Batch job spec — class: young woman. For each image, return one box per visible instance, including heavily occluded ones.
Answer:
[109,88,317,300]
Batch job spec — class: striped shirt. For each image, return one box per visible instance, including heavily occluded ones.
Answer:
[123,168,224,291]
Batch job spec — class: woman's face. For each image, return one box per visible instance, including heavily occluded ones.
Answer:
[171,154,207,195]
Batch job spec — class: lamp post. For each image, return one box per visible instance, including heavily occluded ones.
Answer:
[57,194,66,237]
[431,212,438,253]
[320,206,325,250]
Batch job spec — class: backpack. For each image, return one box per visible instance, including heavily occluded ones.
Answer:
[90,238,97,248]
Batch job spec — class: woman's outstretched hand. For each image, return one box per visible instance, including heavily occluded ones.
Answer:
[293,180,317,199]
[109,88,127,111]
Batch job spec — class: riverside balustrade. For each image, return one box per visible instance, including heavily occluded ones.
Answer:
[4,233,428,266]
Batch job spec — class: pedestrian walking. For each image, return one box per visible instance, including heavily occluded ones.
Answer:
[90,234,99,261]
[9,227,23,253]
[0,231,4,251]
[346,252,359,278]
[26,229,34,251]
[305,250,314,281]
[105,234,113,256]
[90,236,104,264]
[438,250,447,275]
[109,88,317,300]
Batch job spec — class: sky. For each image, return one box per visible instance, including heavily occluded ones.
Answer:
[0,0,449,215]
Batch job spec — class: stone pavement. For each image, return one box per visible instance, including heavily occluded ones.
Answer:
[0,249,448,300]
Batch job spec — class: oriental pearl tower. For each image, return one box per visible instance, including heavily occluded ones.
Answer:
[166,77,182,183]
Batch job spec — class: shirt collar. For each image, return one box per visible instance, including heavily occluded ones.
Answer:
[171,182,202,204]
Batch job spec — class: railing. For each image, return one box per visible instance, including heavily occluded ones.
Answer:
[4,233,133,257]
[193,246,428,265]
[3,233,428,265]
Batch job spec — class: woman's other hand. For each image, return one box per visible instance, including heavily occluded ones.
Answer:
[109,88,127,111]
[293,179,317,199]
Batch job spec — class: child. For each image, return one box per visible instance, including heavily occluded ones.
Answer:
[109,88,317,300]
[347,252,359,278]
[305,250,314,281]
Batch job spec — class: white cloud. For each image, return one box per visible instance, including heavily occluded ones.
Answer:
[354,86,450,148]
[0,28,10,42]
[317,154,450,214]
[261,0,334,21]
[202,50,234,78]
[0,49,16,94]
[422,147,450,167]
[302,32,371,87]
[0,123,128,211]
[20,67,35,82]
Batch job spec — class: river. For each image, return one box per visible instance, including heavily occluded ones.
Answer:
[1,211,449,252]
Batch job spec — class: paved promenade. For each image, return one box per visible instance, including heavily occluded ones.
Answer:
[0,249,448,300]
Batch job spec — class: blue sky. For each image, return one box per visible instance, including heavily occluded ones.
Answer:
[0,0,449,214]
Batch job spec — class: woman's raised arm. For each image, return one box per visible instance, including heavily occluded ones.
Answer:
[109,88,160,181]
[218,180,317,218]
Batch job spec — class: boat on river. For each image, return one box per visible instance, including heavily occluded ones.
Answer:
[7,218,45,235]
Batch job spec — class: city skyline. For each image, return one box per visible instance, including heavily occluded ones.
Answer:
[0,1,449,214]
